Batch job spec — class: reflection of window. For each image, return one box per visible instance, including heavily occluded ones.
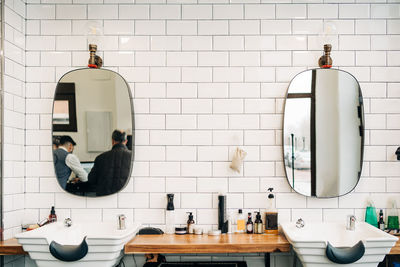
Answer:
[53,83,77,132]
[53,100,70,124]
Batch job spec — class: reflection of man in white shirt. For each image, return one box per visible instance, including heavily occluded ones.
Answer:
[53,136,88,190]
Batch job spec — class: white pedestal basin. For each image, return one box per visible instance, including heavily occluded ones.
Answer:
[281,221,398,267]
[15,221,141,267]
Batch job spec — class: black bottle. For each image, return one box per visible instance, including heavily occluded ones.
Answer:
[246,212,253,234]
[378,209,385,230]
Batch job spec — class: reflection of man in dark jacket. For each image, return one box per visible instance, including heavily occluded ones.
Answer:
[88,130,132,196]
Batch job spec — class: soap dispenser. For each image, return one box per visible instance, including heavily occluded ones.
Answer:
[165,194,175,234]
[265,188,278,234]
[49,206,57,223]
[187,212,195,234]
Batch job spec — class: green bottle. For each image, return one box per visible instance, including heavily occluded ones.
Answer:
[365,201,378,228]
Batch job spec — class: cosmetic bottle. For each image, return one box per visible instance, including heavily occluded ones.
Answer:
[265,188,278,234]
[254,212,263,234]
[378,209,385,230]
[246,212,253,234]
[187,212,195,234]
[166,194,175,234]
[49,206,57,223]
[387,199,399,229]
[236,209,245,233]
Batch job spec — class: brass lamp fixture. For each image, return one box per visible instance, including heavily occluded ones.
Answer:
[318,44,333,69]
[88,44,103,69]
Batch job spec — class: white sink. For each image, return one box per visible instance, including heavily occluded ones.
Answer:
[15,221,141,267]
[281,221,398,267]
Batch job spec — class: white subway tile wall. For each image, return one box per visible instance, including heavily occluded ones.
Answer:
[1,0,400,266]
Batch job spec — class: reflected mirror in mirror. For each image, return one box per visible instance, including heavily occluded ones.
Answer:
[52,68,134,197]
[283,69,364,198]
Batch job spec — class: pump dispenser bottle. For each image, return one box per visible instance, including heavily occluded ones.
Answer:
[265,188,278,234]
[254,212,263,234]
[49,206,57,223]
[187,212,195,234]
[166,194,175,234]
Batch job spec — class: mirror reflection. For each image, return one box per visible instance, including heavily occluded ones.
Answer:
[283,69,364,198]
[52,69,134,197]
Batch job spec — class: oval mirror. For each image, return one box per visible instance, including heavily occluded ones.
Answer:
[283,69,364,198]
[52,68,134,197]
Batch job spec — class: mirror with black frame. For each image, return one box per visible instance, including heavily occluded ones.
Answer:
[52,68,134,197]
[283,69,364,198]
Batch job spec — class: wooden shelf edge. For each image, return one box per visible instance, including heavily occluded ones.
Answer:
[0,238,26,255]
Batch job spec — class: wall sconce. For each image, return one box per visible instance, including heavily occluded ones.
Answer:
[86,21,103,68]
[318,44,333,69]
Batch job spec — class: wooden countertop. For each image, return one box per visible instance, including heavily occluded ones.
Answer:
[0,238,27,255]
[390,238,400,255]
[125,233,291,254]
[1,235,399,256]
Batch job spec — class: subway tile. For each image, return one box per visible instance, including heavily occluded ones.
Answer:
[104,20,134,35]
[150,67,181,82]
[56,5,87,19]
[182,67,212,82]
[182,162,212,177]
[151,4,181,19]
[88,5,118,19]
[293,20,323,34]
[150,162,180,177]
[198,115,229,129]
[213,130,243,145]
[308,4,338,18]
[371,67,400,82]
[276,36,307,50]
[245,4,275,19]
[230,83,260,98]
[150,130,181,145]
[339,35,370,50]
[213,5,243,19]
[339,4,370,18]
[167,83,197,98]
[356,20,386,35]
[166,115,197,129]
[27,5,55,19]
[135,20,165,35]
[388,20,400,34]
[198,21,228,35]
[119,5,149,19]
[167,52,197,66]
[213,67,243,82]
[182,5,212,19]
[182,99,212,114]
[151,36,181,51]
[230,20,260,35]
[182,36,212,51]
[198,83,228,98]
[214,36,244,51]
[197,178,228,193]
[245,36,275,50]
[182,130,213,145]
[245,67,275,82]
[150,99,181,114]
[166,146,197,161]
[41,52,71,67]
[371,4,400,19]
[167,21,197,35]
[198,52,228,67]
[166,178,197,192]
[276,4,306,19]
[371,35,400,50]
[135,52,166,66]
[356,51,386,66]
[198,146,228,161]
[261,20,291,34]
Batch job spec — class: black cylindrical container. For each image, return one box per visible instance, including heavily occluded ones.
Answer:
[218,195,228,233]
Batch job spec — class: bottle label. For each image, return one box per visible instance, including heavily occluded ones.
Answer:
[237,220,245,231]
[188,224,194,234]
[247,224,253,232]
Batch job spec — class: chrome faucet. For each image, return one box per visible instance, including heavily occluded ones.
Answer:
[347,215,356,231]
[64,218,72,227]
[118,214,126,230]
